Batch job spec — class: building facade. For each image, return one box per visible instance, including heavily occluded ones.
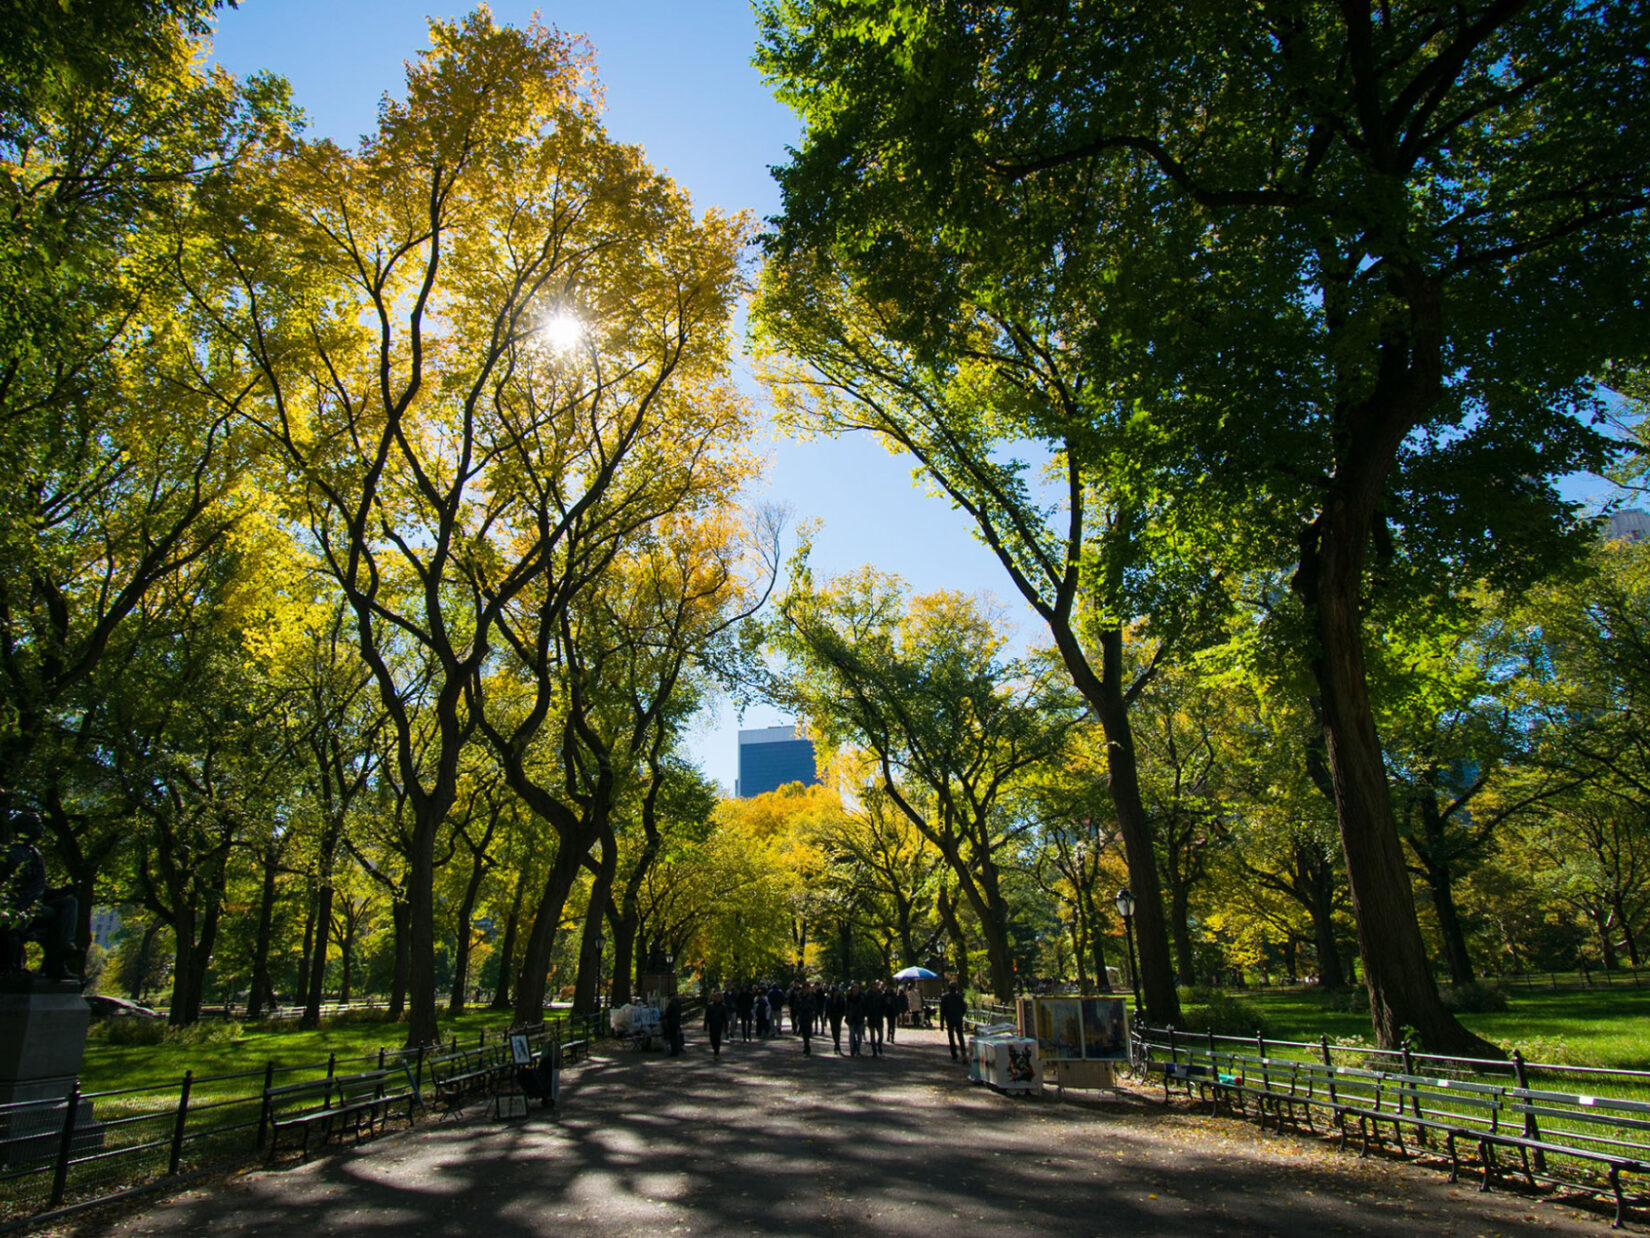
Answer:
[736,725,819,798]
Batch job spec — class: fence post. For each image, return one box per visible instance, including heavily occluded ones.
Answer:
[256,1061,275,1151]
[169,1070,194,1176]
[377,1046,386,1070]
[415,1043,427,1095]
[1399,1040,1427,1144]
[49,1084,80,1208]
[1511,1049,1546,1173]
[1320,1035,1341,1131]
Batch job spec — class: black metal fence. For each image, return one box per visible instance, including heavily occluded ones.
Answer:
[1132,1023,1650,1222]
[0,1010,609,1228]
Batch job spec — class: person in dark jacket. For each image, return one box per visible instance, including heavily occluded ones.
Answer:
[864,982,885,1056]
[884,983,900,1043]
[704,992,730,1058]
[662,994,684,1056]
[797,997,813,1055]
[767,983,786,1035]
[845,983,865,1055]
[737,984,755,1041]
[825,984,846,1053]
[939,981,967,1060]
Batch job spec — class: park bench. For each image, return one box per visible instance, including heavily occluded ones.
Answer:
[263,1069,405,1158]
[1486,1087,1650,1228]
[427,1045,513,1119]
[1146,1056,1212,1104]
[1140,1034,1650,1229]
[1200,1051,1333,1136]
[560,1037,589,1064]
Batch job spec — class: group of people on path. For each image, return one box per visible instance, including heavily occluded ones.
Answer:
[694,978,934,1059]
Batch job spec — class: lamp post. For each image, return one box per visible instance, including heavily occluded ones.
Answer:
[593,931,606,1012]
[1115,887,1142,1018]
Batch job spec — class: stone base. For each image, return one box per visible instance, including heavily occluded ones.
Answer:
[0,987,98,1165]
[0,988,91,1085]
[0,1095,102,1165]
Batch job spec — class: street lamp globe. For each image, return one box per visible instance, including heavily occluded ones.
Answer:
[1115,887,1136,920]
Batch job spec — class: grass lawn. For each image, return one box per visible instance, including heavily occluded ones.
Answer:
[1233,985,1650,1069]
[79,1007,545,1100]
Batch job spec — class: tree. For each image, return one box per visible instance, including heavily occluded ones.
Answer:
[772,568,1083,998]
[755,0,1650,1051]
[0,12,289,961]
[204,13,749,1044]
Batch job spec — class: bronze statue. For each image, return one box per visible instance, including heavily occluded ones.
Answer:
[0,811,78,983]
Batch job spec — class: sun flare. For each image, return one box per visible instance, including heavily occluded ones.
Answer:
[539,311,585,355]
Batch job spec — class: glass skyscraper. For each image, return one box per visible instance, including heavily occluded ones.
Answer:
[736,725,819,798]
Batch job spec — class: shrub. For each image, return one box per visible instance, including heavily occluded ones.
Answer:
[97,1016,167,1047]
[323,1006,397,1027]
[1440,981,1509,1014]
[1322,985,1372,1015]
[1500,1033,1574,1065]
[1171,992,1271,1038]
[167,1019,242,1046]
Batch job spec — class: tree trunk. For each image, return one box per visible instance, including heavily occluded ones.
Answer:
[512,833,590,1026]
[1169,880,1194,983]
[297,898,315,1009]
[572,839,616,1014]
[388,899,409,1019]
[1615,897,1642,968]
[1302,500,1500,1055]
[1592,908,1620,970]
[1083,898,1114,993]
[247,842,279,1020]
[607,901,639,1008]
[167,908,198,1027]
[1056,626,1179,1024]
[1072,912,1089,991]
[937,882,970,990]
[403,803,441,1046]
[490,869,526,1010]
[301,881,334,1029]
[1308,860,1347,990]
[337,916,354,1004]
[1430,859,1477,986]
[448,852,489,1016]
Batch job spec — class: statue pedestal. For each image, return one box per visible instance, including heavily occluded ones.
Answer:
[0,981,99,1164]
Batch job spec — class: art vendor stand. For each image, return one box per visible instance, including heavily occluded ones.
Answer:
[1016,995,1128,1092]
[967,1021,1041,1095]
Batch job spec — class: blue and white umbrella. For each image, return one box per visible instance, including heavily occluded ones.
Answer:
[891,965,939,980]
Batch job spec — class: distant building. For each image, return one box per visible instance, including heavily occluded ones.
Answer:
[89,906,122,951]
[1606,510,1650,544]
[736,725,819,798]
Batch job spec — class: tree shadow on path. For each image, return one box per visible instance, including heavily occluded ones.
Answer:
[58,1028,1618,1236]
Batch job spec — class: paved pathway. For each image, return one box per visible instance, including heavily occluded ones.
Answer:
[52,1027,1624,1236]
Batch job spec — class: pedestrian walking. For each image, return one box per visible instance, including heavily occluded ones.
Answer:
[663,994,684,1056]
[939,981,967,1060]
[845,982,865,1056]
[885,983,899,1043]
[865,981,885,1056]
[705,992,729,1059]
[737,984,755,1041]
[826,984,846,1053]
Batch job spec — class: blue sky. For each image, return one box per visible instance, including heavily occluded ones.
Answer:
[210,1,1009,791]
